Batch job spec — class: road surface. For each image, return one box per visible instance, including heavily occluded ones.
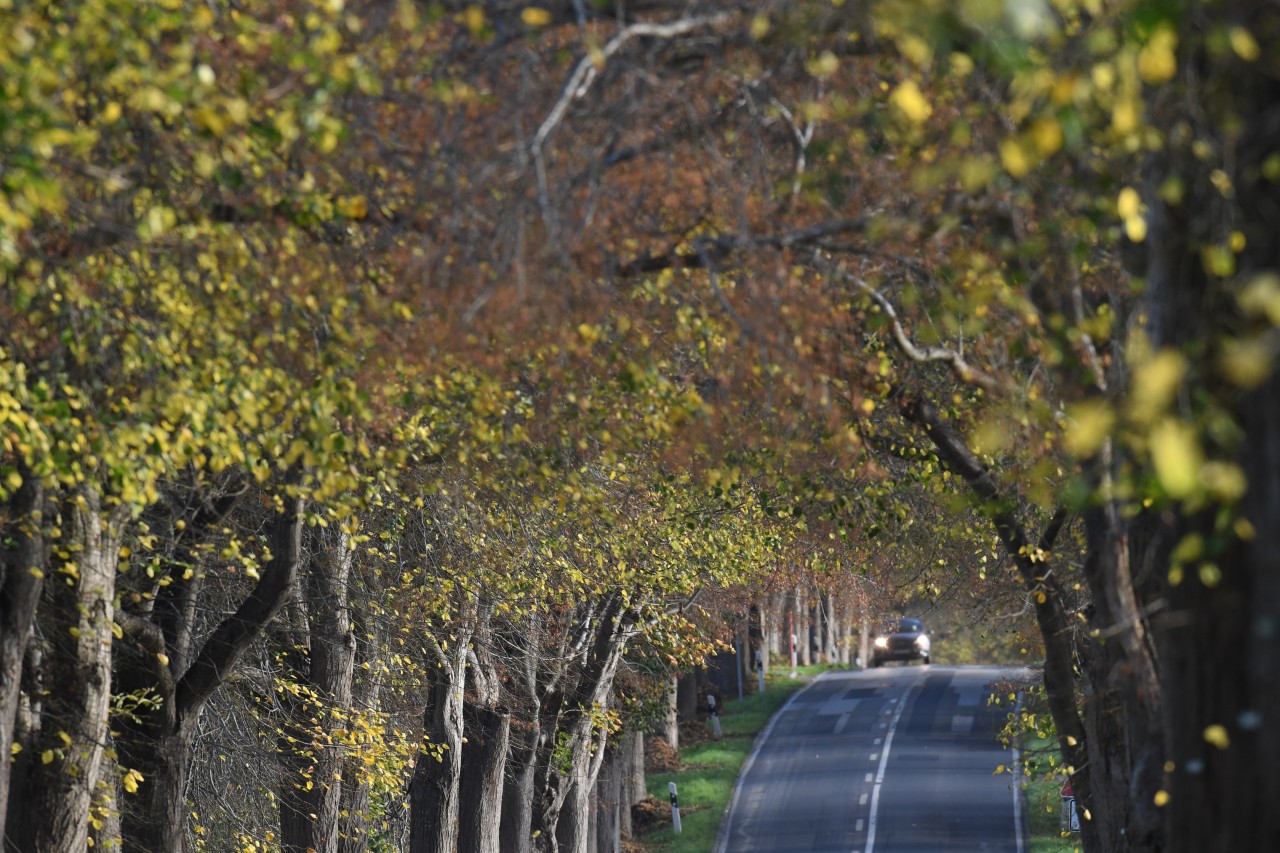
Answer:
[716,665,1031,853]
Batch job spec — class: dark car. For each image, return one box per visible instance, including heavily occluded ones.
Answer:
[871,618,930,666]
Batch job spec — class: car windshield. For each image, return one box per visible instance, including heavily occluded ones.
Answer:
[894,619,923,633]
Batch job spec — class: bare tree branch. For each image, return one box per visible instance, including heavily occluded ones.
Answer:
[854,278,1001,392]
[530,11,734,227]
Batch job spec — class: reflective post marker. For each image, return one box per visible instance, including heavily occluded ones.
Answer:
[708,693,722,740]
[669,781,681,834]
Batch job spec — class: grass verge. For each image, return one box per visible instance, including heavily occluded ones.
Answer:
[1021,736,1084,853]
[634,665,831,853]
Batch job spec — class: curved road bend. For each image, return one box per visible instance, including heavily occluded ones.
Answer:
[716,665,1031,853]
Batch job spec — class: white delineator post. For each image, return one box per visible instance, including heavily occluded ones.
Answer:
[708,694,722,740]
[669,781,682,834]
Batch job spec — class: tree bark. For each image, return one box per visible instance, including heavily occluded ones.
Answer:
[6,487,121,853]
[500,715,540,853]
[662,677,678,750]
[531,596,636,853]
[1146,19,1280,850]
[675,672,698,721]
[280,528,356,853]
[408,636,468,853]
[593,746,622,853]
[0,475,45,847]
[618,731,644,839]
[114,490,303,853]
[339,596,383,853]
[457,702,511,853]
[499,614,542,853]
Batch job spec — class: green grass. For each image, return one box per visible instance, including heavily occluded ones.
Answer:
[636,668,826,853]
[1021,737,1084,853]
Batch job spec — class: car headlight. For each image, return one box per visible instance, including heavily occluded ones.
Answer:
[915,636,930,649]
[874,637,888,649]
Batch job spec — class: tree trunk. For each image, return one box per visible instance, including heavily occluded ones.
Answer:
[114,492,304,853]
[339,600,383,853]
[662,677,678,750]
[593,747,622,853]
[409,638,468,853]
[499,613,542,853]
[6,487,120,853]
[1145,21,1280,850]
[457,701,511,853]
[675,672,698,721]
[904,400,1098,849]
[820,592,837,664]
[531,597,636,853]
[500,715,540,853]
[281,529,357,853]
[618,731,644,839]
[0,475,45,847]
[749,602,768,679]
[1074,501,1166,851]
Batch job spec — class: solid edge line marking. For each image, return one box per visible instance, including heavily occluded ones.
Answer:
[1012,689,1027,853]
[1012,741,1025,853]
[863,672,922,853]
[712,671,828,853]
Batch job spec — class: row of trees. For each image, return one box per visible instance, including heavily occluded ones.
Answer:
[3,0,1277,850]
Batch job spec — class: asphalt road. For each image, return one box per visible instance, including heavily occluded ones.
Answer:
[716,665,1031,853]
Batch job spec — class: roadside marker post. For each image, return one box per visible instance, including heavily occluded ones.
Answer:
[669,781,682,834]
[1060,781,1081,833]
[708,694,722,740]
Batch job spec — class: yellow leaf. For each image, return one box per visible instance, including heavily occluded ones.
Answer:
[1124,215,1148,243]
[1117,188,1141,220]
[1137,26,1177,84]
[1218,338,1272,388]
[1237,273,1280,325]
[750,15,770,40]
[521,7,551,27]
[5,470,22,490]
[143,206,176,238]
[464,5,486,34]
[1111,97,1139,134]
[337,196,367,219]
[1063,400,1114,457]
[1203,724,1230,749]
[889,80,932,124]
[1129,350,1186,423]
[157,653,170,667]
[1229,27,1260,61]
[10,743,20,756]
[1154,790,1170,807]
[42,750,55,765]
[1029,117,1063,156]
[1150,418,1202,499]
[999,137,1033,178]
[897,34,932,66]
[807,51,839,79]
